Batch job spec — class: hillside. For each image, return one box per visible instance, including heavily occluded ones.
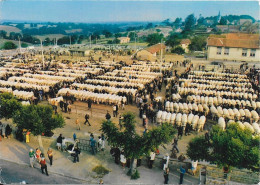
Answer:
[0,25,21,34]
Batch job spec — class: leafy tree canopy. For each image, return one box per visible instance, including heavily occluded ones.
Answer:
[187,123,260,171]
[146,33,164,46]
[13,104,65,136]
[0,93,22,119]
[188,36,207,52]
[101,112,176,160]
[184,14,196,32]
[171,46,185,55]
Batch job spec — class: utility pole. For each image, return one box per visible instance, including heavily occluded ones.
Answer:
[160,38,163,73]
[40,39,44,69]
[18,36,21,53]
[90,34,92,48]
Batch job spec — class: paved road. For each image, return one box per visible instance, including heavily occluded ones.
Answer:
[0,159,82,184]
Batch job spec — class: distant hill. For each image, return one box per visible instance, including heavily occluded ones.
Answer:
[0,25,21,34]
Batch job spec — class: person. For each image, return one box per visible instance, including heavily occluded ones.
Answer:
[87,99,92,110]
[149,151,155,169]
[5,124,12,139]
[35,148,42,163]
[99,179,104,184]
[113,105,117,117]
[73,146,81,163]
[172,137,179,153]
[84,114,91,126]
[179,165,186,184]
[205,131,210,145]
[178,153,186,162]
[47,148,53,166]
[163,153,170,170]
[57,134,63,150]
[164,167,169,184]
[25,130,30,143]
[90,136,96,155]
[101,134,105,151]
[76,118,80,130]
[105,111,111,121]
[120,151,126,170]
[68,103,72,114]
[73,133,77,141]
[40,157,49,176]
[191,160,198,176]
[29,148,35,168]
[178,126,183,139]
[119,115,123,130]
[64,101,68,113]
[98,136,102,151]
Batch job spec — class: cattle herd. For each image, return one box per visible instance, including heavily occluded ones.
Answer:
[157,70,260,135]
[0,55,259,136]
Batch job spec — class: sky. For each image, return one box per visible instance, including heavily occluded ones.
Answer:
[0,0,259,23]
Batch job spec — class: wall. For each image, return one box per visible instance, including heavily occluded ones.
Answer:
[207,46,260,62]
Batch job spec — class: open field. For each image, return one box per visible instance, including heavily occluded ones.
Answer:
[0,25,21,34]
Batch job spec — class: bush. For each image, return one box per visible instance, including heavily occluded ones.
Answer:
[2,41,17,50]
[92,165,110,175]
[131,169,140,179]
[171,46,185,55]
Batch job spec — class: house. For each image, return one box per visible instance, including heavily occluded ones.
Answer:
[118,37,130,44]
[180,39,191,53]
[69,49,92,57]
[136,43,166,60]
[239,19,253,25]
[207,33,260,62]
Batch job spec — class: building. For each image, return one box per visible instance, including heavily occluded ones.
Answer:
[207,33,260,62]
[118,37,130,44]
[180,39,191,53]
[69,49,92,57]
[136,43,166,61]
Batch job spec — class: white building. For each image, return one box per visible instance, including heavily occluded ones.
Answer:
[207,33,260,62]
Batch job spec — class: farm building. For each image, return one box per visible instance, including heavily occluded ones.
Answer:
[136,43,166,61]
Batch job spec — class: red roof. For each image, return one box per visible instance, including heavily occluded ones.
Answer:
[180,39,191,45]
[145,43,166,54]
[208,33,259,49]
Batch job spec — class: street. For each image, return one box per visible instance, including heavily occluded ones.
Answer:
[0,159,82,184]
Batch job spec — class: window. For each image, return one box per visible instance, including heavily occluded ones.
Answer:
[224,48,229,55]
[250,49,256,57]
[217,47,222,55]
[242,49,247,57]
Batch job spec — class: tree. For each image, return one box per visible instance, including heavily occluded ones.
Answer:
[188,36,206,52]
[197,16,205,25]
[219,17,227,25]
[187,123,260,172]
[114,33,122,38]
[146,33,164,46]
[21,43,28,48]
[101,112,176,178]
[171,46,185,55]
[165,33,181,48]
[162,19,171,26]
[184,14,196,32]
[128,32,137,41]
[146,23,154,29]
[13,104,65,151]
[2,41,17,50]
[174,17,182,27]
[103,30,113,38]
[0,93,22,119]
[0,30,7,39]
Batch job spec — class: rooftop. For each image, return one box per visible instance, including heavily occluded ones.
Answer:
[145,43,166,54]
[208,33,259,49]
